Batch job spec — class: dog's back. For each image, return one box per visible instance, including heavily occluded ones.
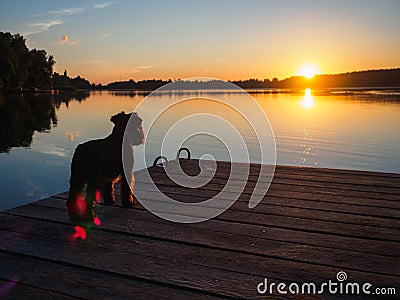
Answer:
[71,139,105,187]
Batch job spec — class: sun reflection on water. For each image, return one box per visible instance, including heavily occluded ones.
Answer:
[300,88,315,109]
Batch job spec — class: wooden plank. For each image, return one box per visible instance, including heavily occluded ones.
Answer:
[0,278,75,300]
[265,189,400,209]
[5,202,400,274]
[54,191,400,221]
[156,159,400,186]
[0,252,220,300]
[140,168,400,200]
[171,159,400,180]
[148,187,400,219]
[275,164,400,180]
[53,188,400,213]
[180,159,400,192]
[130,182,400,222]
[30,198,400,257]
[150,159,400,188]
[273,171,400,189]
[137,170,400,203]
[0,213,399,293]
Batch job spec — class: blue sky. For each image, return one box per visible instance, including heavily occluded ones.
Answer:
[1,0,400,83]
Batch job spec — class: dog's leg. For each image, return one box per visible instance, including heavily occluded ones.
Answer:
[67,177,86,223]
[84,183,98,223]
[120,173,135,208]
[67,178,84,207]
[103,180,116,205]
[120,145,136,208]
[67,147,87,223]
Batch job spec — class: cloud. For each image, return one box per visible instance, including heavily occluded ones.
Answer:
[60,35,69,45]
[33,7,85,17]
[93,2,114,9]
[123,65,155,78]
[81,60,111,64]
[23,20,63,36]
[33,144,68,158]
[136,65,154,70]
[59,36,78,46]
[102,33,111,37]
[49,8,85,15]
[25,8,83,36]
[130,65,155,74]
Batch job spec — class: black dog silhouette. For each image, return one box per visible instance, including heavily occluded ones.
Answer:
[66,112,144,224]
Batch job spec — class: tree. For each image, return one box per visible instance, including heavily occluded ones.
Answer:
[0,31,55,89]
[0,32,17,88]
[10,33,30,87]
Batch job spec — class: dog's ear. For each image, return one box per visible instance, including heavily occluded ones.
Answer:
[110,111,126,124]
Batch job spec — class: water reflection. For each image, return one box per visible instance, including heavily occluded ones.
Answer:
[65,130,81,142]
[0,92,90,153]
[0,93,57,153]
[54,91,90,109]
[300,88,315,109]
[296,128,322,167]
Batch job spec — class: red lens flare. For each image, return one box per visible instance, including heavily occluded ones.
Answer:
[93,217,101,226]
[76,194,86,215]
[95,190,101,203]
[72,226,87,240]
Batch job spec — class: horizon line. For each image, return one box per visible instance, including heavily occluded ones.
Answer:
[64,67,400,85]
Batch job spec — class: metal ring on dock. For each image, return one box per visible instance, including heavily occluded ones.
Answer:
[153,156,168,167]
[176,147,191,160]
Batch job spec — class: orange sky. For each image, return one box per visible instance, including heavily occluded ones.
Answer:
[1,1,400,84]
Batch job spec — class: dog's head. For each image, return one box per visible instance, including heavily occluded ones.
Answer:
[111,111,144,146]
[110,111,131,130]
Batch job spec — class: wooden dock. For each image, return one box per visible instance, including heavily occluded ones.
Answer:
[0,159,399,299]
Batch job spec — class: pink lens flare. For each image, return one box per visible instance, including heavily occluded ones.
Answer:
[76,194,86,215]
[0,276,20,297]
[95,190,101,203]
[72,226,87,240]
[93,217,101,226]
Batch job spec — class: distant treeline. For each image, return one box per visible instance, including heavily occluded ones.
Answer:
[53,70,92,90]
[267,69,400,89]
[0,32,55,90]
[103,69,400,90]
[106,79,172,90]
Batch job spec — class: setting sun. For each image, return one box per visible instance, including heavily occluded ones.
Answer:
[297,64,320,79]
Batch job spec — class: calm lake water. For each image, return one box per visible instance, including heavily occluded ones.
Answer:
[1,89,399,211]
